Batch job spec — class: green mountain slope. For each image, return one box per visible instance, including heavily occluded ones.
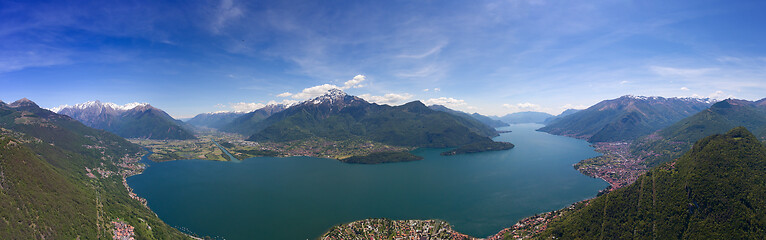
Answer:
[0,99,188,239]
[539,95,712,142]
[246,89,506,149]
[543,108,580,125]
[539,127,766,239]
[0,136,95,238]
[220,104,287,135]
[632,98,766,166]
[113,105,196,139]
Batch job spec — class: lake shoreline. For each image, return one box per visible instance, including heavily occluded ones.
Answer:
[127,124,608,239]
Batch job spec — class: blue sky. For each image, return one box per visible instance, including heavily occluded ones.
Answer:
[1,0,765,118]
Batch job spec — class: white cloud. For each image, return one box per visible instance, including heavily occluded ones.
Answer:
[230,102,266,112]
[288,74,367,100]
[433,88,441,92]
[691,90,735,100]
[423,88,430,92]
[502,102,547,113]
[620,80,629,84]
[227,99,298,113]
[650,66,717,77]
[266,99,299,106]
[359,93,413,105]
[342,75,366,89]
[680,87,690,91]
[424,97,468,109]
[291,83,340,99]
[560,103,588,110]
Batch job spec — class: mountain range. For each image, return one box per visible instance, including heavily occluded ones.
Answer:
[631,98,766,166]
[539,95,714,142]
[186,111,245,129]
[540,127,766,239]
[55,100,196,140]
[220,104,289,135]
[0,98,187,239]
[428,104,509,128]
[543,109,581,124]
[242,89,506,150]
[495,111,554,124]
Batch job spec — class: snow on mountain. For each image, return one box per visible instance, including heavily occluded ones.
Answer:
[300,88,368,107]
[51,100,148,113]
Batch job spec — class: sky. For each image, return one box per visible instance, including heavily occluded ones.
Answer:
[1,0,765,118]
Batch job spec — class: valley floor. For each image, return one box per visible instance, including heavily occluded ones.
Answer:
[130,131,414,162]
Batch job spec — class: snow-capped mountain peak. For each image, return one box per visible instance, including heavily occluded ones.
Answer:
[305,88,351,105]
[52,100,149,113]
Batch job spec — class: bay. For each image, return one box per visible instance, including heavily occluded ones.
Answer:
[127,123,608,239]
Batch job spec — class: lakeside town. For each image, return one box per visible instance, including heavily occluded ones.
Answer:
[574,141,648,190]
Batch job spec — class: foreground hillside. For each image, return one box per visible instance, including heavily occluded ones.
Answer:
[539,127,766,239]
[0,99,188,239]
[56,100,196,140]
[539,95,712,142]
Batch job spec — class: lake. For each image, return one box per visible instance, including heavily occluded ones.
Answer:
[127,124,608,239]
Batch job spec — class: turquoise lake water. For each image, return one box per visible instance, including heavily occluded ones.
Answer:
[127,124,608,239]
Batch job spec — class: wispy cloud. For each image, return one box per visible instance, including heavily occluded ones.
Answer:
[650,66,717,77]
[395,64,444,78]
[210,0,243,34]
[397,42,447,59]
[0,49,71,73]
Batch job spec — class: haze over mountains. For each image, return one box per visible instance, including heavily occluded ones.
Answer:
[186,111,245,129]
[539,95,714,142]
[428,104,509,128]
[54,101,195,140]
[495,111,554,124]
